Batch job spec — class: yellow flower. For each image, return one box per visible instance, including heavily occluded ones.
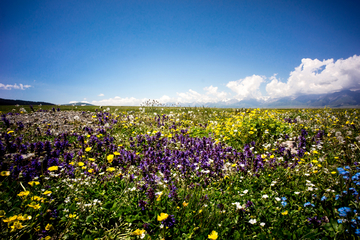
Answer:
[43,190,52,195]
[113,151,120,156]
[17,214,31,221]
[82,166,87,170]
[9,215,18,222]
[157,213,169,221]
[78,162,84,167]
[270,155,274,159]
[7,130,14,134]
[313,150,319,154]
[45,236,51,240]
[27,202,41,210]
[11,221,25,230]
[156,194,162,201]
[89,158,95,161]
[88,169,94,173]
[183,201,189,207]
[106,167,115,172]
[132,229,146,236]
[107,154,114,163]
[45,223,52,231]
[17,191,30,197]
[208,230,218,239]
[69,162,74,165]
[48,166,58,171]
[31,196,42,201]
[69,213,76,218]
[85,147,92,152]
[331,171,337,174]
[0,171,10,176]
[28,181,40,186]
[281,210,288,215]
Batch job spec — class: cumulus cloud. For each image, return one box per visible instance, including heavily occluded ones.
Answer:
[0,83,32,90]
[266,55,360,98]
[69,101,89,104]
[175,86,229,103]
[89,85,229,106]
[204,85,228,99]
[226,75,265,101]
[91,96,146,106]
[98,93,104,97]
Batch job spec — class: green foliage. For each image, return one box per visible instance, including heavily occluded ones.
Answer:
[0,106,359,239]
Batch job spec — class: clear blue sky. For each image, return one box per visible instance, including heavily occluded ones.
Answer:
[1,0,360,105]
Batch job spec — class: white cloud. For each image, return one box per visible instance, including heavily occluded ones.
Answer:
[175,86,229,103]
[204,85,228,99]
[0,83,32,90]
[89,86,229,106]
[266,55,360,98]
[98,93,104,97]
[91,96,146,106]
[226,75,265,101]
[69,100,89,104]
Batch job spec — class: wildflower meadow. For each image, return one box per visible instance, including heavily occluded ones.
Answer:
[0,105,359,239]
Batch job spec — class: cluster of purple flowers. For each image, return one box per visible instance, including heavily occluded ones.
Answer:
[283,118,297,124]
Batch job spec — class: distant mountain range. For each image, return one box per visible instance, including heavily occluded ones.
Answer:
[190,90,360,108]
[62,102,94,106]
[1,90,359,108]
[0,98,95,106]
[0,98,54,106]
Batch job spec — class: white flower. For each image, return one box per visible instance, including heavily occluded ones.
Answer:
[262,194,269,199]
[249,219,257,224]
[275,197,281,201]
[160,224,164,229]
[232,202,244,210]
[260,222,265,227]
[294,192,300,195]
[307,187,313,191]
[243,190,248,194]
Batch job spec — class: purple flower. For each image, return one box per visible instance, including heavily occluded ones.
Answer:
[138,200,147,211]
[162,215,176,228]
[307,216,322,227]
[246,201,254,208]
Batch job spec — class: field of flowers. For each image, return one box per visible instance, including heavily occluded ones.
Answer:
[0,105,359,239]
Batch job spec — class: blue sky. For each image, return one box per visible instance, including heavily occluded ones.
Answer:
[1,0,360,105]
